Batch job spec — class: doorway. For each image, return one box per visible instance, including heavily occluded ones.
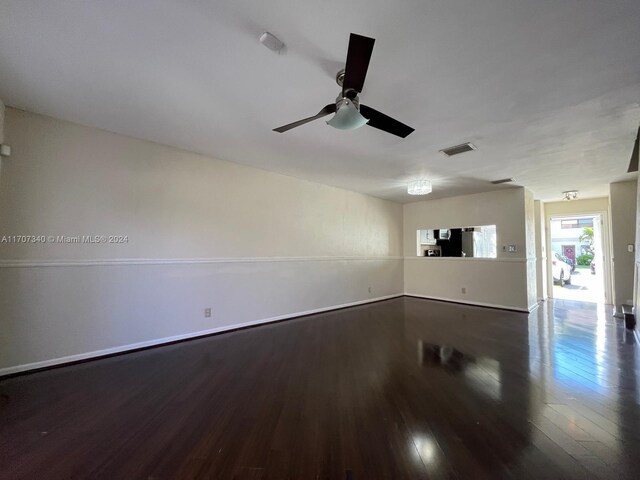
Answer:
[547,214,607,303]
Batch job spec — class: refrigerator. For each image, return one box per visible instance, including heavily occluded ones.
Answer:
[461,229,484,258]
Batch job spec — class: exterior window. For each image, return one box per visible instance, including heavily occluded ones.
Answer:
[561,218,593,229]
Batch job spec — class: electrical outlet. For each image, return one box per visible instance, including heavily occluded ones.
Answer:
[508,245,517,253]
[204,307,212,318]
[461,287,466,294]
[628,244,634,253]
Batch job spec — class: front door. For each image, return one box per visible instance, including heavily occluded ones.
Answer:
[562,245,576,263]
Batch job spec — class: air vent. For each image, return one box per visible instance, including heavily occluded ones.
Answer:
[491,178,514,185]
[440,142,476,157]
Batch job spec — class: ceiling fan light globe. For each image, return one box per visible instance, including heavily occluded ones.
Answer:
[326,102,369,130]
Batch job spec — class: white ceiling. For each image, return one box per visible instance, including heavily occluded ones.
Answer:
[0,0,639,203]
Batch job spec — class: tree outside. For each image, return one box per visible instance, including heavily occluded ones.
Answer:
[576,227,594,266]
[579,227,594,254]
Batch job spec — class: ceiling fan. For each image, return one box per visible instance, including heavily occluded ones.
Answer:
[273,33,414,138]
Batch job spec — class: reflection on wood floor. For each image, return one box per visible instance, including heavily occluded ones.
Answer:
[1,297,639,479]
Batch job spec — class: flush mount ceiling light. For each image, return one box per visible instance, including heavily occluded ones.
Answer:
[408,180,433,195]
[563,190,578,201]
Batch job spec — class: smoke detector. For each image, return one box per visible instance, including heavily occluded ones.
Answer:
[259,32,285,53]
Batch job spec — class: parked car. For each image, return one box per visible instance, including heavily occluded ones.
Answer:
[552,252,572,286]
[590,259,596,275]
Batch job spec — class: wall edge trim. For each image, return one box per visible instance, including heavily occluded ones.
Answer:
[0,256,404,268]
[528,302,540,312]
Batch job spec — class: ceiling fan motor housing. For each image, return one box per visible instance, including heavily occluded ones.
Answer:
[336,94,360,110]
[336,69,358,99]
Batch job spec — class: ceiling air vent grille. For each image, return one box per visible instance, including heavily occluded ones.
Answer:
[440,142,476,157]
[491,178,514,185]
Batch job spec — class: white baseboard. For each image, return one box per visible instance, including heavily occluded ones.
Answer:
[0,294,403,377]
[404,293,530,313]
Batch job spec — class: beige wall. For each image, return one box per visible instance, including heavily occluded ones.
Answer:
[523,189,538,308]
[636,173,640,313]
[534,200,548,300]
[0,100,4,182]
[0,108,404,373]
[609,181,637,308]
[0,99,4,142]
[0,109,403,261]
[544,197,609,217]
[403,188,532,311]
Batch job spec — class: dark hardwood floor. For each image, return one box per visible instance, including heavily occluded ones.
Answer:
[2,297,640,479]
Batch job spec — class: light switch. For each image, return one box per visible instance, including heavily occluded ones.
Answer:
[628,244,634,253]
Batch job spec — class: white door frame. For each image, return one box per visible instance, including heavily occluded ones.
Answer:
[545,211,613,304]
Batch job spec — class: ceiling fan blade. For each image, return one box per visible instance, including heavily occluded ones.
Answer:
[273,104,337,133]
[359,105,414,138]
[342,33,375,95]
